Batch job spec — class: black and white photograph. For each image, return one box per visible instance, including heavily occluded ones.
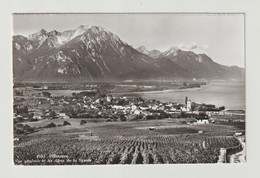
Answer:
[12,13,246,165]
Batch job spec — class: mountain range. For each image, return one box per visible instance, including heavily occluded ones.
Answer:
[13,25,244,82]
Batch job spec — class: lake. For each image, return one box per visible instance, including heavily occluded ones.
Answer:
[43,81,245,110]
[113,81,245,110]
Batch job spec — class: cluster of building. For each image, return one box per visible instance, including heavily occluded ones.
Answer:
[13,87,231,125]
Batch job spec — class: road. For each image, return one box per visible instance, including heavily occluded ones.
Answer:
[217,148,227,163]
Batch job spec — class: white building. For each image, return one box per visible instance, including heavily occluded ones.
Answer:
[133,109,141,115]
[187,100,191,111]
[95,99,100,104]
[112,105,125,110]
[181,107,187,112]
[139,106,147,110]
[196,119,209,124]
[58,113,69,119]
[170,107,177,111]
[106,96,112,103]
[131,104,137,111]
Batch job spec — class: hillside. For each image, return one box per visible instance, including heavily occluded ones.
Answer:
[13,25,244,82]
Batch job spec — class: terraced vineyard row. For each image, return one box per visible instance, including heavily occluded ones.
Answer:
[14,135,241,165]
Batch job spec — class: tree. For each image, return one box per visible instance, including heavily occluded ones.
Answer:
[42,91,51,98]
[14,90,23,96]
[117,99,126,106]
[133,115,143,120]
[218,106,225,111]
[28,113,34,120]
[23,124,34,132]
[49,110,56,119]
[14,105,29,116]
[158,112,170,119]
[179,111,188,118]
[63,121,71,126]
[61,106,76,117]
[80,120,87,125]
[119,114,126,121]
[146,115,156,120]
[46,122,56,128]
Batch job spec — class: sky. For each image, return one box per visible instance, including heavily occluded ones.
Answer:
[12,13,245,67]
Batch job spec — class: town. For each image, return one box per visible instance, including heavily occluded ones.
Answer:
[13,84,245,135]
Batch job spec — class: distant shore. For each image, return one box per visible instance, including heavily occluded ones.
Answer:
[112,81,245,110]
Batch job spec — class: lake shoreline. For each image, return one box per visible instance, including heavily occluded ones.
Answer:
[111,81,245,110]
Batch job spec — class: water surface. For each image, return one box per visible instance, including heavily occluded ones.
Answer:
[113,81,245,110]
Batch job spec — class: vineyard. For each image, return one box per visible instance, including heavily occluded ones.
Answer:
[14,134,241,165]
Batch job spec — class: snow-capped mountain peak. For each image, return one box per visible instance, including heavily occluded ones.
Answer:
[28,29,47,40]
[12,24,244,82]
[136,46,150,55]
[71,25,93,39]
[164,46,179,55]
[48,30,61,36]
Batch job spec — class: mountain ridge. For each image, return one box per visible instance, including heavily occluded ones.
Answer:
[13,25,244,82]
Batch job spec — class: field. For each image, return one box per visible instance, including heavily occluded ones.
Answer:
[14,118,243,165]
